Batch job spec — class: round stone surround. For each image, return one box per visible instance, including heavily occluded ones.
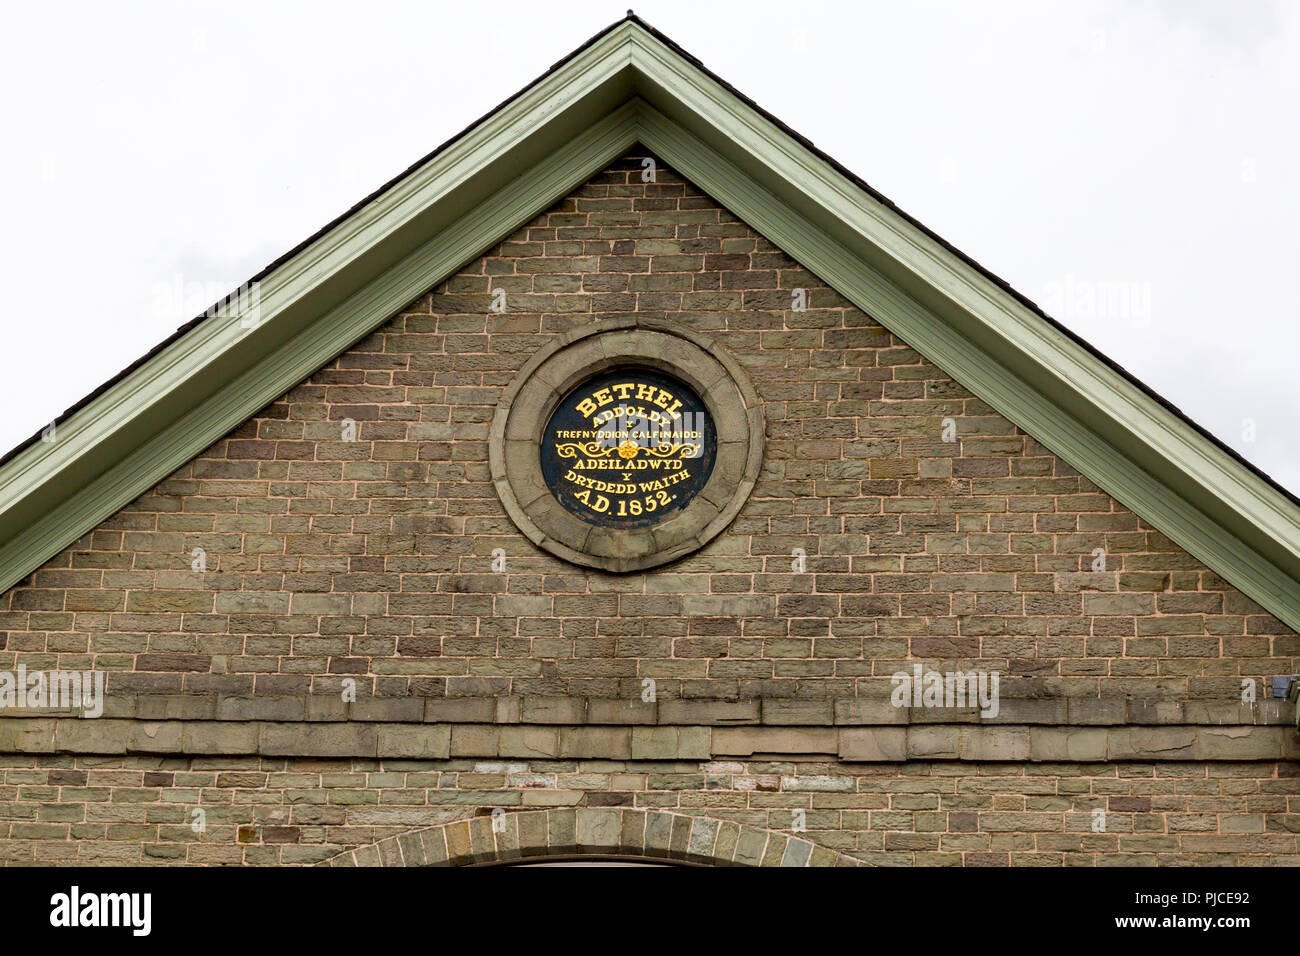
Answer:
[489,317,764,572]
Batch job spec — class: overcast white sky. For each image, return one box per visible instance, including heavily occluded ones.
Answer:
[1,0,1297,494]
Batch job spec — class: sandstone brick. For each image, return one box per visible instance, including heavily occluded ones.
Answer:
[762,699,833,725]
[907,726,959,759]
[450,725,500,758]
[498,726,559,759]
[559,727,631,759]
[180,722,259,754]
[260,723,377,758]
[424,698,496,723]
[587,698,657,724]
[838,727,906,762]
[834,699,907,725]
[216,696,304,722]
[960,727,1030,761]
[630,726,710,760]
[657,699,758,724]
[520,697,586,724]
[574,808,621,854]
[712,727,836,756]
[377,725,451,759]
[1197,726,1282,760]
[1029,727,1107,762]
[1108,727,1196,760]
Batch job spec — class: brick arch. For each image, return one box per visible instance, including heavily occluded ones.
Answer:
[318,808,861,867]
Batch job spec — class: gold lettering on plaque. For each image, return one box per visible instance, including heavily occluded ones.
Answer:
[546,378,706,520]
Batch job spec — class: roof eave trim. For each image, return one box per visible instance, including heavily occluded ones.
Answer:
[621,37,1300,627]
[0,41,644,592]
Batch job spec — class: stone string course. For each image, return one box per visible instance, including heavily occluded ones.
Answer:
[0,691,1291,725]
[4,718,1299,764]
[0,151,1296,865]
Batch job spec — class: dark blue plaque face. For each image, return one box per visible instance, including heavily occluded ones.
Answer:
[540,367,717,529]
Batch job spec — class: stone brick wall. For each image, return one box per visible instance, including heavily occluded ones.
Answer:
[2,755,1295,866]
[0,150,1296,865]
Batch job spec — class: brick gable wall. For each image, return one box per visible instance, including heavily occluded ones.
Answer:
[0,150,1295,865]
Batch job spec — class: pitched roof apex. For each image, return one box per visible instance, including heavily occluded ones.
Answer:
[1,17,1297,632]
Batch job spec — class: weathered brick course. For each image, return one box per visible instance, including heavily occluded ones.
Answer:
[0,754,1294,865]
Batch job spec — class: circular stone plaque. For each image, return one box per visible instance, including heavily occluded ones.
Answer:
[540,367,718,529]
[489,318,764,572]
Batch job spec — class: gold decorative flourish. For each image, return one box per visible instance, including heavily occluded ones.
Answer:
[643,442,699,458]
[554,441,701,460]
[555,441,610,459]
